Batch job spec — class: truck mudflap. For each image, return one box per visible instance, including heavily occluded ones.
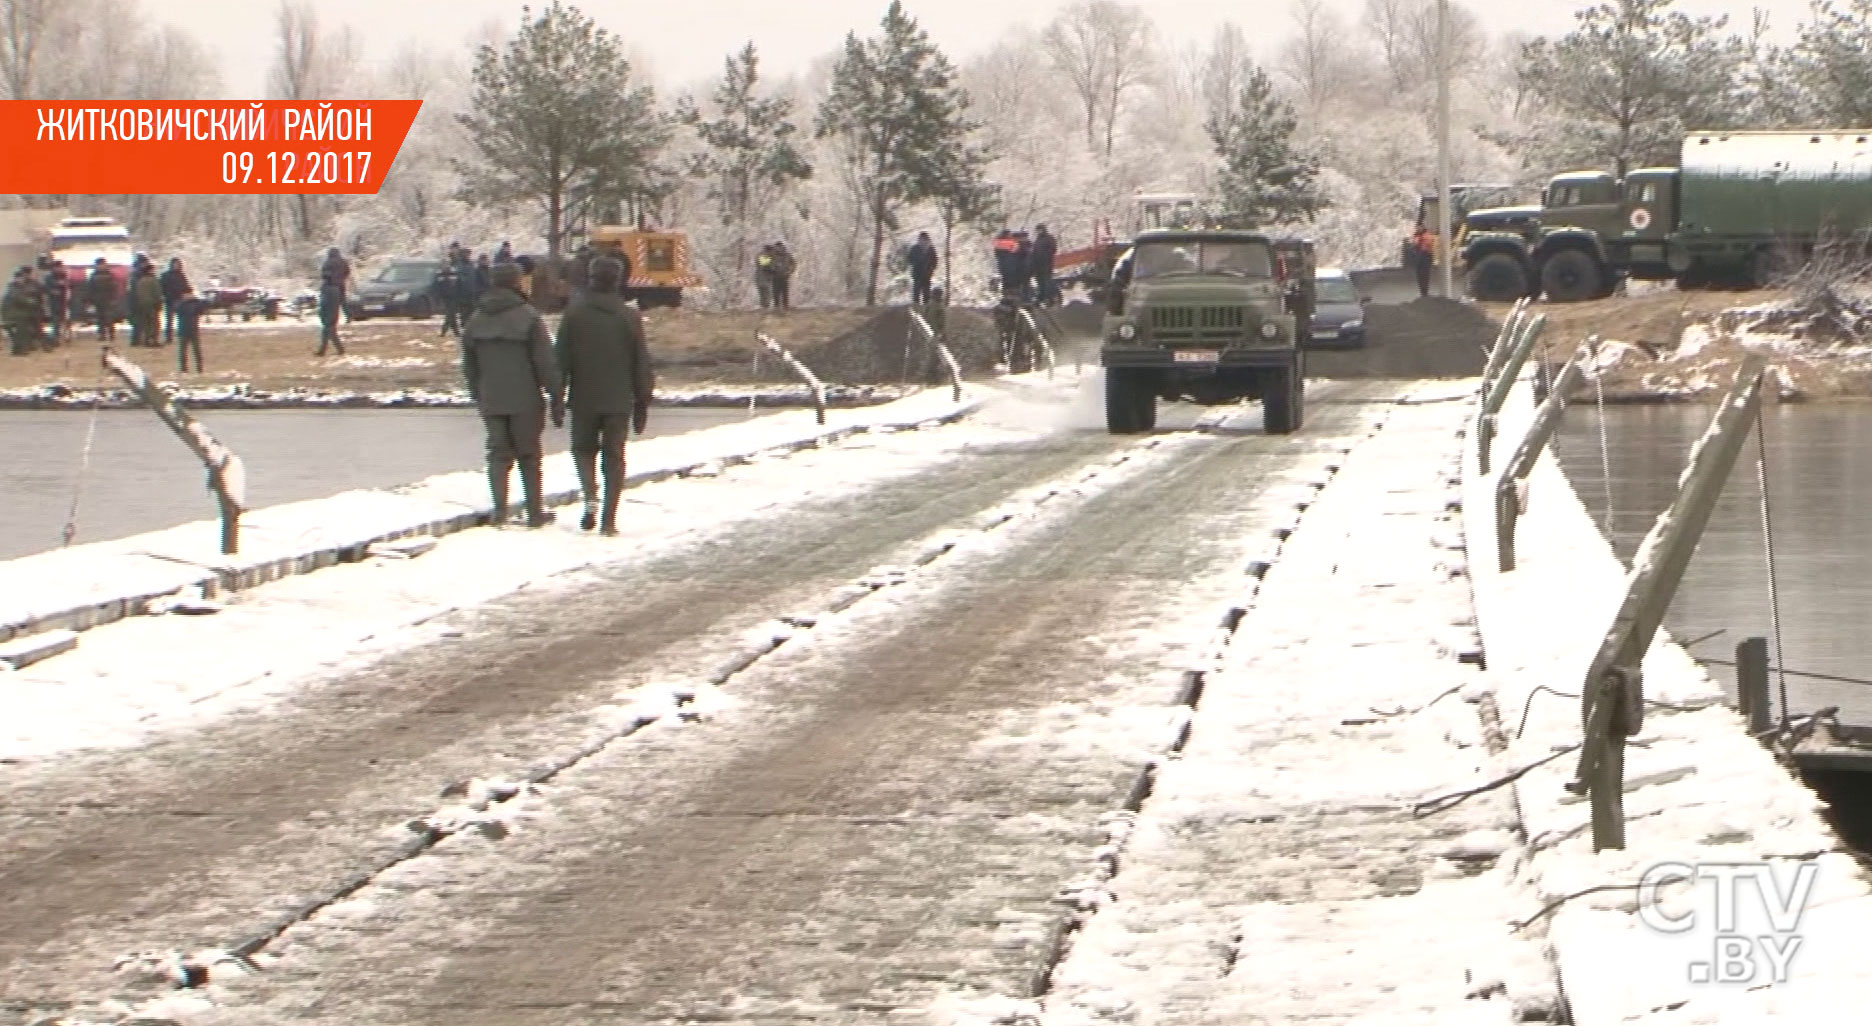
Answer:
[1101,346,1295,370]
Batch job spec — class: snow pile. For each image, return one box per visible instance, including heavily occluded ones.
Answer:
[1465,371,1872,1021]
[326,355,433,370]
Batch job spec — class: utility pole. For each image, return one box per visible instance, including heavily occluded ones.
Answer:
[1435,0,1455,300]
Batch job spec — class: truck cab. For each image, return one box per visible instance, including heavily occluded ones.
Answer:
[1099,229,1305,435]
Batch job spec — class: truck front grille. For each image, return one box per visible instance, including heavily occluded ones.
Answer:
[1149,305,1249,341]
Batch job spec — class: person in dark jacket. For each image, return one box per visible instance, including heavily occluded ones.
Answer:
[42,260,69,344]
[473,253,492,300]
[462,261,563,528]
[175,290,205,373]
[4,266,44,355]
[567,244,594,308]
[555,256,655,535]
[1012,230,1034,304]
[317,247,349,356]
[992,230,1020,298]
[130,260,163,347]
[450,249,477,327]
[770,241,796,310]
[87,258,119,341]
[1031,225,1059,306]
[906,232,938,306]
[434,258,462,337]
[159,258,190,343]
[495,241,514,264]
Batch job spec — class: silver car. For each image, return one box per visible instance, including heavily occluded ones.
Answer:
[1308,269,1367,348]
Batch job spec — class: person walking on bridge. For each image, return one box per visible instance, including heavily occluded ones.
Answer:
[86,258,119,342]
[906,232,938,306]
[555,256,655,536]
[463,261,564,529]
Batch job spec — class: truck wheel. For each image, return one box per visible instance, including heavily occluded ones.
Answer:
[1467,254,1528,303]
[1262,365,1302,435]
[1105,370,1140,434]
[1541,250,1602,303]
[1134,375,1157,431]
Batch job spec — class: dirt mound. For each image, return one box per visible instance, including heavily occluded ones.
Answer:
[1307,296,1493,379]
[784,306,1004,386]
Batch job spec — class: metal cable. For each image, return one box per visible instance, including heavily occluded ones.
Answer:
[60,362,108,548]
[1755,401,1791,727]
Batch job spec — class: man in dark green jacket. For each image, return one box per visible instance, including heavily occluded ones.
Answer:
[554,256,654,535]
[462,262,564,528]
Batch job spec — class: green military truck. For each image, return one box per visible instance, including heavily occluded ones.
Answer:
[1461,131,1872,303]
[1100,229,1308,435]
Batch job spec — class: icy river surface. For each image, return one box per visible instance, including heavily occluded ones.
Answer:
[0,406,749,560]
[1556,401,1872,726]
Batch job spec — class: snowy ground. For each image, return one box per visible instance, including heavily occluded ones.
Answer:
[1020,386,1561,1026]
[0,380,911,409]
[1465,371,1872,1022]
[4,373,1494,1025]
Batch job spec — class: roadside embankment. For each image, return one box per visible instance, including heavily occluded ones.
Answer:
[0,385,985,648]
[1463,366,1872,1021]
[0,305,1010,409]
[1481,286,1872,403]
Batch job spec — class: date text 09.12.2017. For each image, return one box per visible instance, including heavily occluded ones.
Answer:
[221,150,373,186]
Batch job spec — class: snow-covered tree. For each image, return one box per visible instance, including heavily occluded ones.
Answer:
[814,1,984,306]
[676,43,813,300]
[1516,0,1747,176]
[1781,0,1872,126]
[1207,64,1323,226]
[1042,0,1155,159]
[455,1,668,259]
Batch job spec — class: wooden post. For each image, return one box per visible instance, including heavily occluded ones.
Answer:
[1567,356,1767,850]
[756,332,827,425]
[1737,636,1773,736]
[1477,312,1546,475]
[101,348,246,555]
[1480,297,1528,387]
[1494,348,1591,572]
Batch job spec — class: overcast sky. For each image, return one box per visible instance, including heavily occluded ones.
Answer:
[141,0,1812,99]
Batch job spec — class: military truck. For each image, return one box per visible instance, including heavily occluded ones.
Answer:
[1462,131,1872,303]
[1100,229,1308,435]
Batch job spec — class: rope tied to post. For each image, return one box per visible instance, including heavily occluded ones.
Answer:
[60,347,111,548]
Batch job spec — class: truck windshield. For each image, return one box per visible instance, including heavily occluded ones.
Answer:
[1132,241,1272,279]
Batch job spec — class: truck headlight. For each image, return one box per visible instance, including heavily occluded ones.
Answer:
[1260,322,1280,339]
[392,291,410,302]
[1343,320,1363,331]
[1117,323,1137,341]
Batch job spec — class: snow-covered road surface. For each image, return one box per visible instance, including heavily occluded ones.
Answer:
[2,376,1481,1025]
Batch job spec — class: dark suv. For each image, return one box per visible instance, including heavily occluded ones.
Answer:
[346,259,443,320]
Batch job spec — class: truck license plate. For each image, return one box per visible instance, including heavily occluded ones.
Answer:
[1174,350,1219,363]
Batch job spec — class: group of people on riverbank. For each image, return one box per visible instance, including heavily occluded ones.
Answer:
[3,254,206,369]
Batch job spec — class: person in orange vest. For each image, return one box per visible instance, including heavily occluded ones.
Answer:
[992,230,1021,299]
[1410,224,1436,297]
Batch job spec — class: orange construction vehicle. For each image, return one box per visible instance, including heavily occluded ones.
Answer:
[585,226,705,309]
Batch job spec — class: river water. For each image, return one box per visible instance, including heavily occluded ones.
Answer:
[1,407,749,561]
[1554,403,1872,727]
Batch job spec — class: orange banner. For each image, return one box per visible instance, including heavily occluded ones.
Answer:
[0,100,422,195]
